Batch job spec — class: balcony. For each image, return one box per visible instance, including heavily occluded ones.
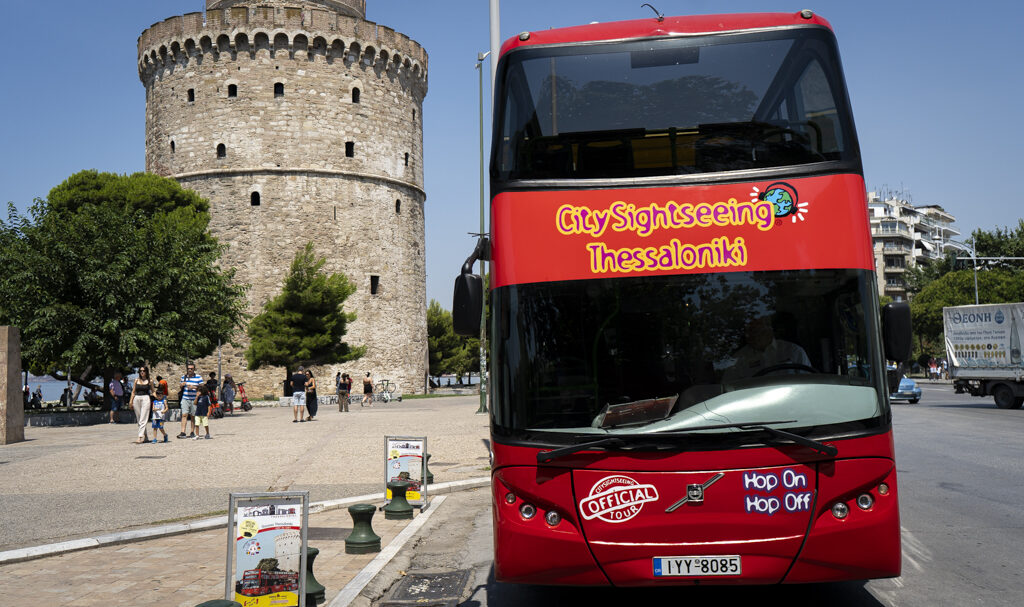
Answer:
[884,266,907,273]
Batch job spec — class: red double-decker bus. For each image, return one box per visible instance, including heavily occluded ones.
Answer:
[454,10,913,586]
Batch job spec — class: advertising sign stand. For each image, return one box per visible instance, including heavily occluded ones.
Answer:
[226,491,309,606]
[384,436,429,510]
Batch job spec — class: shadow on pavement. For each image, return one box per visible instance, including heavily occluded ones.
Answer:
[463,566,885,607]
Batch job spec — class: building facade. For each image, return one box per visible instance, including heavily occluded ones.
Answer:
[867,192,963,301]
[138,0,429,396]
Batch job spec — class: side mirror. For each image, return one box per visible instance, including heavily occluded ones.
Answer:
[453,273,483,336]
[882,302,912,363]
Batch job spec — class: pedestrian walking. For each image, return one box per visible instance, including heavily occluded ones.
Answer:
[155,375,169,400]
[151,395,169,443]
[108,371,125,423]
[194,385,212,439]
[221,374,236,414]
[338,372,351,412]
[178,363,203,439]
[291,366,307,422]
[362,372,373,407]
[129,366,154,445]
[305,369,318,420]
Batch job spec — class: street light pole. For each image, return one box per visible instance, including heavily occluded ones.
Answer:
[475,52,491,415]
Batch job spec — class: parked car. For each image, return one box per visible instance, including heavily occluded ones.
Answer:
[890,377,922,404]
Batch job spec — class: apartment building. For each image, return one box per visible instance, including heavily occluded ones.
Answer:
[867,193,962,301]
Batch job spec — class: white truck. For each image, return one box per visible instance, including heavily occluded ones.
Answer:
[943,303,1024,409]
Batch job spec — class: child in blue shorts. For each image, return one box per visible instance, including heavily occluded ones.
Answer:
[151,397,169,443]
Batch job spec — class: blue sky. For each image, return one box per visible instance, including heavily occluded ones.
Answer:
[1,1,1022,308]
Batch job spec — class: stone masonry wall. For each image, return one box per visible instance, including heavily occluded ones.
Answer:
[140,2,428,396]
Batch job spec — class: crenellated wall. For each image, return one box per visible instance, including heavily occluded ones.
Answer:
[139,2,428,397]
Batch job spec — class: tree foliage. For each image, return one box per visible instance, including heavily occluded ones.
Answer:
[972,219,1024,261]
[245,242,364,370]
[0,171,248,389]
[427,299,479,380]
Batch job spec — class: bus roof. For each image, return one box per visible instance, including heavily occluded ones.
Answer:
[499,11,834,57]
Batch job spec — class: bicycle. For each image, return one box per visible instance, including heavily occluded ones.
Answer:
[374,379,396,403]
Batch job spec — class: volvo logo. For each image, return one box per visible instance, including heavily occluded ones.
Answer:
[665,473,725,512]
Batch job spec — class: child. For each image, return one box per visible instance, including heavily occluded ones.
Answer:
[151,396,169,443]
[194,385,212,440]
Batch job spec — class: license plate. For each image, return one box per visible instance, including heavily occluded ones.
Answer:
[653,555,741,577]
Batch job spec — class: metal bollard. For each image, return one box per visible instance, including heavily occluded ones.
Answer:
[305,546,326,605]
[425,453,434,485]
[383,481,414,520]
[345,503,381,554]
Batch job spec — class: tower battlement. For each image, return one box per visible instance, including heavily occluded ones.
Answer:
[138,6,426,89]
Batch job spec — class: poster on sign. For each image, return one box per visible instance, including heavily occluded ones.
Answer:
[225,492,308,606]
[384,436,428,507]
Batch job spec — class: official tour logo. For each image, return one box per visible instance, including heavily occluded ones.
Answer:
[751,182,810,224]
[579,475,659,523]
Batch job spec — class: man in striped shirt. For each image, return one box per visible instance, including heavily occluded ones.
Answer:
[177,363,204,439]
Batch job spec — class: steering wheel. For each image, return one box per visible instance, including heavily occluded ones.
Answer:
[753,363,818,377]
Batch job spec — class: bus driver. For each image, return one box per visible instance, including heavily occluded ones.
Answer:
[722,313,811,381]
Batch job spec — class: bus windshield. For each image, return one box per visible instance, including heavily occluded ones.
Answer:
[495,27,857,181]
[491,269,887,441]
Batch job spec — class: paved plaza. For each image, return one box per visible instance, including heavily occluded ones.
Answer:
[0,396,489,552]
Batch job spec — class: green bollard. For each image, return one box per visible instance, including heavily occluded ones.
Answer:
[305,546,326,605]
[195,601,241,607]
[383,481,415,520]
[345,503,381,554]
[425,453,434,486]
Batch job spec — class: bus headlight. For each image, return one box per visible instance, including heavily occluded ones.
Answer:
[505,492,516,504]
[878,483,890,496]
[856,493,874,510]
[831,502,849,520]
[520,503,537,519]
[545,510,561,526]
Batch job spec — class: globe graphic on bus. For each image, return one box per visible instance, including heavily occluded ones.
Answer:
[765,187,795,217]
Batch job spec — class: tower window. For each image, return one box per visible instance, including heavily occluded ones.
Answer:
[187,89,195,102]
[395,199,401,214]
[171,140,176,153]
[345,142,355,157]
[251,192,261,206]
[352,87,360,103]
[274,82,284,98]
[217,144,226,158]
[228,84,237,98]
[404,153,409,166]
[413,109,416,120]
[370,275,380,295]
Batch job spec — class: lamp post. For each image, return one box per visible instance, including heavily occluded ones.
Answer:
[475,51,491,415]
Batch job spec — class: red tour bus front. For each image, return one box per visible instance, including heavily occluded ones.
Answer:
[455,10,911,587]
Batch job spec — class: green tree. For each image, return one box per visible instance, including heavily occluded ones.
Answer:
[972,219,1024,262]
[427,299,480,383]
[0,171,248,392]
[246,242,364,370]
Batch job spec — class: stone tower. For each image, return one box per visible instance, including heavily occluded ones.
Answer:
[138,0,428,396]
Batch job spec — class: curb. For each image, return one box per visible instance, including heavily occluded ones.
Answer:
[327,494,449,607]
[0,476,491,565]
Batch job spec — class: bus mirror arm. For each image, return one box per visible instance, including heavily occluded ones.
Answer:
[460,236,491,275]
[453,237,490,336]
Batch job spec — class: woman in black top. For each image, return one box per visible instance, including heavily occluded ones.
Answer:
[305,369,318,420]
[129,366,153,444]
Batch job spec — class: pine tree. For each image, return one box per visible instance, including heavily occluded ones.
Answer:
[245,242,365,369]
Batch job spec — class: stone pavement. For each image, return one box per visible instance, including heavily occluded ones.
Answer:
[1,396,490,552]
[0,498,422,606]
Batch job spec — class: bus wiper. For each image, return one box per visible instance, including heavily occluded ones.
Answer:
[536,437,627,463]
[650,421,838,457]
